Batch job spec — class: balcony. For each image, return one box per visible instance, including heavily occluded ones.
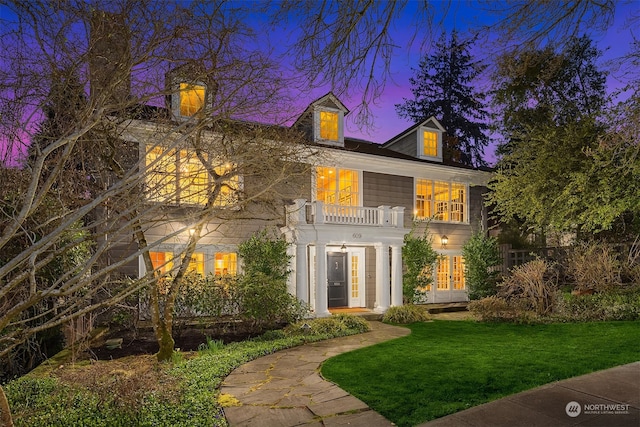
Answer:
[286,199,404,228]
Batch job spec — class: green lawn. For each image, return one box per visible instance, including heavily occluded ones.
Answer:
[321,320,640,427]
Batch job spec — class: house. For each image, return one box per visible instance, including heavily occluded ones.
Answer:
[114,87,490,317]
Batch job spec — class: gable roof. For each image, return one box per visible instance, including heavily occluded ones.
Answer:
[292,92,349,128]
[381,116,445,148]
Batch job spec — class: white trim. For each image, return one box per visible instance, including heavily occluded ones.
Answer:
[313,106,345,147]
[418,127,444,162]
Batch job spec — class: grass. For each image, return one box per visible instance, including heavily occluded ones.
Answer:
[321,320,640,427]
[4,315,370,427]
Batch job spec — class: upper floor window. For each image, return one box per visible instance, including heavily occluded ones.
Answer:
[316,166,359,206]
[415,179,466,222]
[320,111,339,141]
[314,107,344,146]
[179,83,205,116]
[423,130,438,157]
[145,145,239,207]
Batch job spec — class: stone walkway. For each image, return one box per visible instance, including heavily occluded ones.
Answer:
[220,321,409,426]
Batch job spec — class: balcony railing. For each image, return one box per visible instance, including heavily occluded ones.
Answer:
[286,199,404,228]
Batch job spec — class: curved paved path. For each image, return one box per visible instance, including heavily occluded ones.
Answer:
[220,321,410,426]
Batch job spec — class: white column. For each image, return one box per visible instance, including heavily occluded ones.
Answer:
[391,244,403,306]
[295,243,308,304]
[374,243,390,313]
[314,243,331,317]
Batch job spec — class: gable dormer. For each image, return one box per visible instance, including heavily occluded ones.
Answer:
[382,117,445,163]
[293,92,349,147]
[166,65,212,120]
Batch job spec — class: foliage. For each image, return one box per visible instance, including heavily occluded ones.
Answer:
[321,321,640,427]
[285,314,370,337]
[461,229,502,300]
[497,259,557,316]
[237,272,308,329]
[5,317,370,426]
[395,31,489,166]
[468,296,538,323]
[173,272,241,318]
[489,36,615,236]
[238,229,292,282]
[553,287,640,321]
[566,241,621,292]
[382,305,430,324]
[402,223,439,303]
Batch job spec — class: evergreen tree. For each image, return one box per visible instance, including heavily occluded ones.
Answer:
[395,31,490,167]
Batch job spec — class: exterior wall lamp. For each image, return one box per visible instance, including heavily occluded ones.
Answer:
[341,243,347,253]
[441,235,448,248]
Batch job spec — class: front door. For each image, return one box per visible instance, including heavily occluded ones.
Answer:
[327,252,348,307]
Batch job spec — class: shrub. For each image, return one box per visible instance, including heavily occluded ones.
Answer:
[382,305,430,324]
[286,314,370,336]
[567,241,621,292]
[468,296,538,323]
[498,259,557,316]
[237,272,309,329]
[402,223,439,303]
[462,229,502,300]
[553,287,640,321]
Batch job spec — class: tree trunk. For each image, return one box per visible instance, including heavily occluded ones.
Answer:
[0,384,14,427]
[155,317,175,362]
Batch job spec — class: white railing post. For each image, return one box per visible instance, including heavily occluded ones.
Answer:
[315,201,325,224]
[287,199,307,225]
[391,206,405,228]
[379,205,391,226]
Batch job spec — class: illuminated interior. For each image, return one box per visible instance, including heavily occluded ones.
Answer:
[423,130,438,157]
[179,150,208,205]
[415,179,466,222]
[319,111,339,141]
[188,252,205,276]
[215,252,237,275]
[316,166,359,206]
[146,146,176,202]
[437,256,450,290]
[453,256,465,290]
[150,251,174,274]
[179,83,205,116]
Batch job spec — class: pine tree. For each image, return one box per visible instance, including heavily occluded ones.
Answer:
[395,31,490,167]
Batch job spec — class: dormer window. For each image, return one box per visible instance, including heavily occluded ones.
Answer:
[418,126,443,162]
[320,111,339,141]
[423,130,438,157]
[179,83,205,116]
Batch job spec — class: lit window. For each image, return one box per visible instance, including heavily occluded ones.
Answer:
[214,252,237,275]
[212,163,240,207]
[187,252,205,276]
[415,179,433,218]
[434,181,450,221]
[437,256,450,290]
[320,111,339,141]
[453,256,465,290]
[423,130,438,157]
[146,146,177,202]
[316,166,359,206]
[179,83,205,116]
[145,145,240,207]
[150,251,174,274]
[179,150,208,205]
[414,180,466,223]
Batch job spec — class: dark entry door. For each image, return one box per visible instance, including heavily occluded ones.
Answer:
[327,252,348,307]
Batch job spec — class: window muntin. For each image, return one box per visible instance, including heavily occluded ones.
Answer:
[414,179,466,223]
[214,252,237,275]
[150,251,174,274]
[145,145,240,207]
[179,83,205,116]
[453,256,465,290]
[423,130,438,157]
[179,149,208,205]
[436,256,450,290]
[319,111,339,141]
[316,166,359,206]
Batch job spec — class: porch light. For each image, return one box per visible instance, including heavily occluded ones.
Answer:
[441,235,448,248]
[189,228,196,236]
[341,243,347,253]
